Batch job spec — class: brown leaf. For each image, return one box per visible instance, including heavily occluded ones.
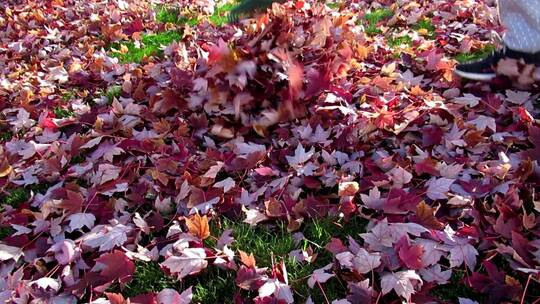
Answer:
[265,198,283,217]
[148,168,169,186]
[105,292,127,304]
[239,250,257,268]
[186,213,210,240]
[105,292,129,304]
[0,160,12,178]
[338,181,359,197]
[412,201,444,230]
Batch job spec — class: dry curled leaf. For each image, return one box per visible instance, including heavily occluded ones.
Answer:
[185,213,211,240]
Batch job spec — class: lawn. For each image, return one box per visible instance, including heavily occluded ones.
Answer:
[1,0,539,303]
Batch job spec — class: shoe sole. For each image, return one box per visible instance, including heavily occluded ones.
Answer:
[454,69,496,82]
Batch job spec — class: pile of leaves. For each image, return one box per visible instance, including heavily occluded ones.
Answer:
[1,0,540,303]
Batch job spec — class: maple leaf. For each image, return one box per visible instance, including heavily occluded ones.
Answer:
[81,223,132,252]
[336,248,381,274]
[161,248,208,280]
[505,90,531,105]
[236,265,267,291]
[185,213,210,240]
[389,166,413,188]
[426,177,455,200]
[286,143,315,167]
[30,277,61,292]
[338,181,359,197]
[419,265,451,284]
[91,141,125,162]
[467,115,496,132]
[92,250,135,283]
[203,162,224,179]
[67,212,96,232]
[360,187,384,209]
[217,229,234,250]
[47,66,69,83]
[380,270,423,301]
[105,292,127,304]
[0,244,23,262]
[452,93,481,107]
[156,287,193,304]
[397,237,424,270]
[47,240,76,265]
[10,108,35,131]
[258,278,294,304]
[411,201,444,230]
[213,177,235,193]
[449,243,478,270]
[239,250,257,268]
[307,264,335,288]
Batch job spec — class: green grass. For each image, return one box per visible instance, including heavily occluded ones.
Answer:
[388,35,413,48]
[0,227,14,240]
[110,30,183,63]
[1,188,30,208]
[431,270,486,303]
[70,154,86,165]
[109,261,180,297]
[0,131,13,142]
[455,44,496,64]
[209,216,367,302]
[1,184,53,209]
[111,217,367,302]
[209,219,296,267]
[54,107,74,119]
[326,2,340,9]
[155,5,198,26]
[105,85,122,103]
[186,268,238,303]
[61,90,77,102]
[209,3,237,26]
[414,18,436,38]
[362,8,394,36]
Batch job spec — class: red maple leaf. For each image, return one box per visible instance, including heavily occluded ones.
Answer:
[93,250,135,284]
[396,236,424,270]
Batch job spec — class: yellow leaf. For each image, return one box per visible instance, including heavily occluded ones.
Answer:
[418,28,428,36]
[0,162,12,178]
[185,213,210,240]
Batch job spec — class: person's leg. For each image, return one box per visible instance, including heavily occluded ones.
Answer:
[455,0,540,81]
[499,0,540,53]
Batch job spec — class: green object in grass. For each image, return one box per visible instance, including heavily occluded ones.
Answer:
[388,35,413,47]
[327,2,340,9]
[0,227,14,240]
[455,44,496,63]
[1,188,30,208]
[414,17,436,38]
[105,85,122,103]
[110,30,183,63]
[210,2,239,25]
[155,5,198,26]
[53,107,75,119]
[0,131,13,142]
[361,8,394,36]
